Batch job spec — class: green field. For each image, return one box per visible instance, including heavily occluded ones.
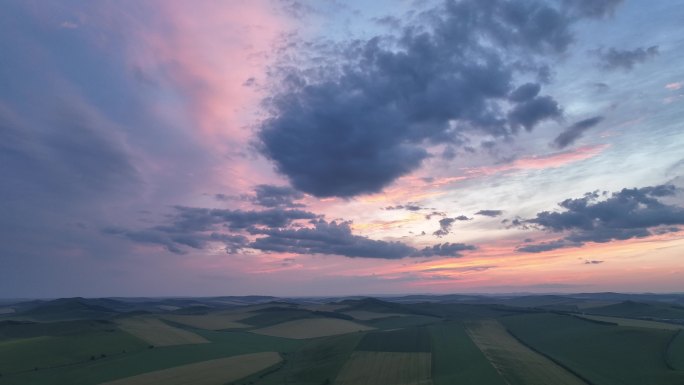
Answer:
[237,332,363,385]
[501,313,684,385]
[333,351,432,385]
[362,314,442,330]
[356,327,431,352]
[429,322,506,385]
[240,308,314,327]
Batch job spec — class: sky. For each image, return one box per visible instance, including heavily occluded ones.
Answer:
[1,0,683,298]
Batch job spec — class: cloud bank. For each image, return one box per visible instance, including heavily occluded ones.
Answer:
[518,185,684,252]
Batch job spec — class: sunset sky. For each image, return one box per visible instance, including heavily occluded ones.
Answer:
[2,0,683,297]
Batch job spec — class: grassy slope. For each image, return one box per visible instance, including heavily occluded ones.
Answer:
[0,330,302,385]
[501,313,684,385]
[251,318,373,339]
[588,301,684,319]
[0,329,147,374]
[117,317,209,346]
[666,330,684,370]
[333,351,431,385]
[429,322,506,385]
[577,314,682,330]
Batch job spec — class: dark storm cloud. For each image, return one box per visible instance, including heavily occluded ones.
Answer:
[475,210,504,217]
[517,185,684,252]
[252,184,305,208]
[258,0,618,198]
[553,116,604,148]
[596,46,659,71]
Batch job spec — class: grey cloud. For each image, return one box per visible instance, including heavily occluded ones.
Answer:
[108,204,476,259]
[584,259,604,264]
[251,220,475,259]
[454,215,471,221]
[517,185,684,252]
[562,0,624,19]
[249,220,418,259]
[385,203,423,211]
[597,46,659,71]
[553,116,604,148]
[425,211,446,220]
[516,239,577,253]
[509,82,541,102]
[105,226,249,255]
[257,0,612,198]
[157,206,318,233]
[417,242,476,257]
[433,217,456,237]
[252,184,305,208]
[475,210,504,217]
[105,206,317,254]
[507,95,562,132]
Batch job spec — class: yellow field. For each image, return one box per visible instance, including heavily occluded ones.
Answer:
[252,318,374,339]
[117,317,209,346]
[578,314,683,330]
[99,351,281,385]
[466,319,587,385]
[161,314,250,330]
[343,310,407,320]
[334,351,432,385]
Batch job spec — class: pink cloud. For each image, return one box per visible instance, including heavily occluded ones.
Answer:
[665,82,682,90]
[464,144,608,177]
[117,1,292,195]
